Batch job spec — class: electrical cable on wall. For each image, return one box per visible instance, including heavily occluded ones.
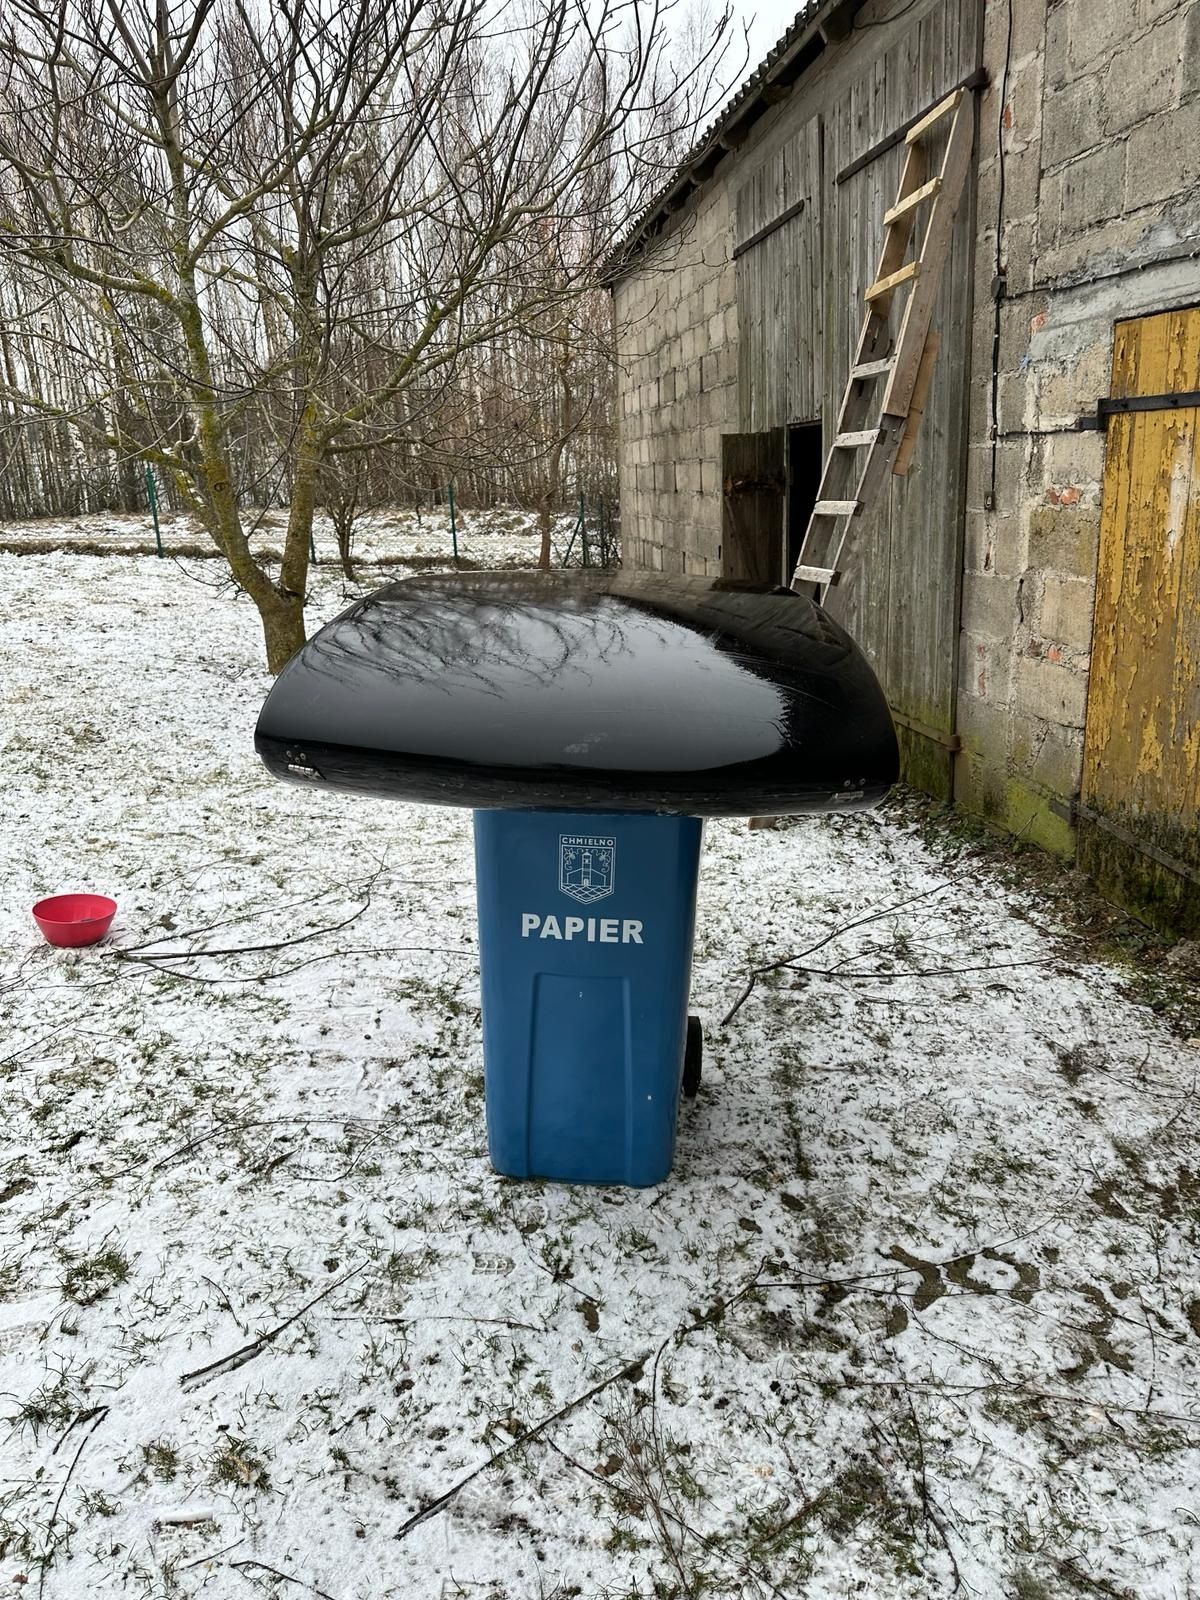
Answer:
[985,0,1015,512]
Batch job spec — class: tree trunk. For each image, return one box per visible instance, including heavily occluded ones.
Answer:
[538,503,552,570]
[259,588,308,675]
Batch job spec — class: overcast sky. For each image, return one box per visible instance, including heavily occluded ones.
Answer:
[740,0,805,83]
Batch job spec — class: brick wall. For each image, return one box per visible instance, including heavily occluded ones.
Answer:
[611,182,738,576]
[958,0,1200,853]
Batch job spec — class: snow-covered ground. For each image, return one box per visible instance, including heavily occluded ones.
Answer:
[0,507,585,569]
[1,549,1198,1600]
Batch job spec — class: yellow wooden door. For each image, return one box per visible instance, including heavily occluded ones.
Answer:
[1079,306,1200,934]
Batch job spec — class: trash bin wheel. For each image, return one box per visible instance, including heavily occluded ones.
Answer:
[682,1014,702,1098]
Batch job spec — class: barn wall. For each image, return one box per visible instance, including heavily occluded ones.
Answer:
[612,183,737,576]
[957,0,1200,860]
[736,0,981,796]
[613,0,983,795]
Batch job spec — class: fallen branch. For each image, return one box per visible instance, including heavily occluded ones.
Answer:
[112,879,379,965]
[179,1263,367,1391]
[120,941,475,986]
[39,1406,108,1600]
[230,1558,336,1599]
[393,1349,653,1541]
[721,882,951,1025]
[99,1114,389,1182]
[394,1264,768,1542]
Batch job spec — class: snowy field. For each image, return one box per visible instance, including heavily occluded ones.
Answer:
[0,507,577,569]
[1,548,1199,1600]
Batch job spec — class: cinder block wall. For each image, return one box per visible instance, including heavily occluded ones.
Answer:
[958,0,1200,853]
[611,183,738,575]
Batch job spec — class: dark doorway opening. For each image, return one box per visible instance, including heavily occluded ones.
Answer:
[786,422,824,583]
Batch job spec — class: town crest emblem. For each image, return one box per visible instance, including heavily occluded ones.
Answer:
[558,835,616,904]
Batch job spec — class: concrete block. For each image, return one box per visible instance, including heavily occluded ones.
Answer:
[961,628,1016,704]
[1125,97,1200,206]
[1141,0,1187,22]
[1042,77,1105,169]
[1101,14,1181,136]
[1044,0,1072,89]
[998,368,1033,433]
[966,439,1033,517]
[1185,0,1200,97]
[1002,52,1044,156]
[1016,653,1089,727]
[1067,1,1131,76]
[1038,573,1097,649]
[954,690,1013,764]
[1043,427,1105,490]
[1034,207,1161,282]
[964,509,1027,576]
[1056,142,1127,235]
[1019,717,1084,798]
[962,571,1021,639]
[999,140,1043,228]
[1034,335,1113,420]
[1027,503,1101,577]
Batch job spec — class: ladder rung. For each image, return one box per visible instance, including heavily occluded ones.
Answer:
[905,88,964,146]
[793,564,841,586]
[834,429,879,449]
[866,261,920,301]
[850,358,894,380]
[812,499,860,517]
[884,177,942,226]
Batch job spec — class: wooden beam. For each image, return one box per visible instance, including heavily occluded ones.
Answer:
[835,68,988,184]
[892,332,941,476]
[865,260,920,302]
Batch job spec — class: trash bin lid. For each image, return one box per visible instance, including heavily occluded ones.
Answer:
[255,570,898,816]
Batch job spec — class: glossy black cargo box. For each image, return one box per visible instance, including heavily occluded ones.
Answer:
[255,570,898,816]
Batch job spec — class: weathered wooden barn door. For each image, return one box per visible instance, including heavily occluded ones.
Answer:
[721,431,786,582]
[1078,307,1200,935]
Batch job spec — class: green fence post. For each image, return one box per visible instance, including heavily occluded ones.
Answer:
[309,526,317,564]
[449,481,459,560]
[579,491,588,568]
[145,465,163,557]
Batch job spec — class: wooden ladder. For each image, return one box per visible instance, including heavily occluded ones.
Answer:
[789,86,976,596]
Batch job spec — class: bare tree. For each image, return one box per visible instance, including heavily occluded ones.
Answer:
[0,0,732,669]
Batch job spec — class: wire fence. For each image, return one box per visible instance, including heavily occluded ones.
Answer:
[0,494,621,572]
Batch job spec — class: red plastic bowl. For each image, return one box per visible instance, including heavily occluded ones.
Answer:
[32,893,117,948]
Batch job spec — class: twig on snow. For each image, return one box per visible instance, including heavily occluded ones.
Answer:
[394,1349,654,1541]
[394,1264,769,1543]
[721,882,952,1025]
[112,877,380,965]
[229,1558,335,1599]
[179,1263,367,1391]
[39,1405,108,1600]
[118,942,475,986]
[99,1113,391,1181]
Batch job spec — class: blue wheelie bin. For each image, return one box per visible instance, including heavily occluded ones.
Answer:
[474,809,702,1186]
[254,569,898,1187]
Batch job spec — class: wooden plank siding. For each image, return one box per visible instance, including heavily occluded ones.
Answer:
[735,116,824,433]
[731,0,980,795]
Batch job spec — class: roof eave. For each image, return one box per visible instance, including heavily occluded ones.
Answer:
[600,0,862,287]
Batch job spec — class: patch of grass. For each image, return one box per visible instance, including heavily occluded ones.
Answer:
[143,1439,179,1481]
[61,1246,131,1306]
[209,1435,270,1492]
[7,1363,94,1441]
